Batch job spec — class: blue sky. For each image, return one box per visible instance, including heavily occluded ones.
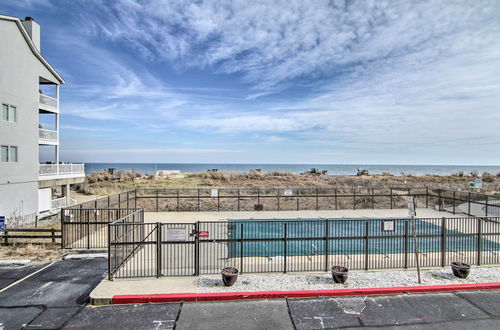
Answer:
[2,0,500,164]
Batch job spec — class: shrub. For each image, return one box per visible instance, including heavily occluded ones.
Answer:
[482,172,494,183]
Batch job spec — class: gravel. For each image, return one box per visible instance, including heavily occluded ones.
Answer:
[197,266,500,293]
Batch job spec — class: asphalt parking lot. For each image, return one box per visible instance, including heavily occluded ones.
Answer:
[1,260,499,329]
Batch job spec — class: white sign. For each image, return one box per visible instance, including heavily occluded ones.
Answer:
[283,189,293,196]
[469,182,482,189]
[211,189,218,198]
[407,196,416,217]
[166,227,186,241]
[475,178,483,183]
[382,220,395,232]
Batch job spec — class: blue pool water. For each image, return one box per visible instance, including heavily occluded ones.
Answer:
[227,219,500,257]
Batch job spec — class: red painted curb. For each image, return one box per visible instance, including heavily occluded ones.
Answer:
[111,282,500,304]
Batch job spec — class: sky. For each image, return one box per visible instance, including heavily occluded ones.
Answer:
[2,0,500,165]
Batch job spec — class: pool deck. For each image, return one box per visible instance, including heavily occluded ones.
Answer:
[144,207,460,223]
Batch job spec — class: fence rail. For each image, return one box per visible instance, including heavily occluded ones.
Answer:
[62,188,500,251]
[1,228,61,245]
[108,216,500,279]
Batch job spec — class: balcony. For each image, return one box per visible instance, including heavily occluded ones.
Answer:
[39,93,58,113]
[39,128,58,145]
[39,163,85,181]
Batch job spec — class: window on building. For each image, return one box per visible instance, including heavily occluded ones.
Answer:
[0,146,8,162]
[0,146,18,162]
[9,146,17,162]
[1,104,17,123]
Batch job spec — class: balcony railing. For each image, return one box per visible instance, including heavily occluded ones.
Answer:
[39,163,85,177]
[39,128,58,143]
[51,197,67,210]
[39,93,58,108]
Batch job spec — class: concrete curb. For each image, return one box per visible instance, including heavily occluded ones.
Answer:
[63,253,107,260]
[0,259,30,266]
[111,282,500,304]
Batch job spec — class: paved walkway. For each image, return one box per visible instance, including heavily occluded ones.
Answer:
[144,208,457,223]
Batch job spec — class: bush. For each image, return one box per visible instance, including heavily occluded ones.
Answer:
[482,172,494,183]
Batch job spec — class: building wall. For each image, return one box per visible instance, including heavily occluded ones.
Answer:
[0,18,60,224]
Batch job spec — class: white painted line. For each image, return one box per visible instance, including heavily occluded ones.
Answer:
[63,253,107,260]
[0,261,55,294]
[0,259,31,266]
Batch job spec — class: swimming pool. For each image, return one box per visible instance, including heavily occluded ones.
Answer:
[226,218,500,258]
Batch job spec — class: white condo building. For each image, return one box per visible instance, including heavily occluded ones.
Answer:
[0,15,85,226]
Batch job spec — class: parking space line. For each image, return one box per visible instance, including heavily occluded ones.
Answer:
[0,262,56,294]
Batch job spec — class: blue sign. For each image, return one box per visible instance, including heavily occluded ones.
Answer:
[475,178,483,183]
[0,216,4,231]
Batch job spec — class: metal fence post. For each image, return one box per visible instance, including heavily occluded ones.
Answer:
[426,187,429,208]
[86,210,90,249]
[277,190,280,211]
[296,189,299,211]
[108,223,112,280]
[176,189,180,211]
[60,208,65,249]
[156,190,159,212]
[316,188,319,210]
[477,218,482,266]
[371,188,375,209]
[468,192,471,215]
[240,223,244,274]
[335,188,338,210]
[404,220,408,269]
[441,217,446,267]
[156,222,162,278]
[237,189,240,211]
[485,195,489,217]
[324,219,329,271]
[283,222,287,273]
[194,222,200,275]
[353,188,356,210]
[452,191,456,214]
[134,189,137,209]
[257,188,260,207]
[364,221,369,270]
[390,188,393,209]
[197,189,200,212]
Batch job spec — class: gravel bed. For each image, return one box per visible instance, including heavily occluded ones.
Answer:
[197,267,500,292]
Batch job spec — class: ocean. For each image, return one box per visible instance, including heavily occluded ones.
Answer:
[83,163,500,176]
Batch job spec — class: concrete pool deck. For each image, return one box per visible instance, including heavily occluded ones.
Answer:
[143,207,460,223]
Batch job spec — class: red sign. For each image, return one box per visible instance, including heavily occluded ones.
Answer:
[198,231,209,238]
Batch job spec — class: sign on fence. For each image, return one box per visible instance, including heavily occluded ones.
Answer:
[198,230,209,238]
[381,220,395,232]
[283,189,293,196]
[0,216,5,231]
[211,189,218,198]
[166,227,187,241]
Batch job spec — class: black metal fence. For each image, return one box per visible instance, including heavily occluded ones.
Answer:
[62,188,500,250]
[108,216,500,279]
[61,208,141,249]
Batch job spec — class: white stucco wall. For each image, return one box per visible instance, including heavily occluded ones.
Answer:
[0,17,61,225]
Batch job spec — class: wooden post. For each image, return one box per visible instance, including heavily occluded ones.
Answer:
[335,188,338,210]
[237,189,240,211]
[197,189,200,212]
